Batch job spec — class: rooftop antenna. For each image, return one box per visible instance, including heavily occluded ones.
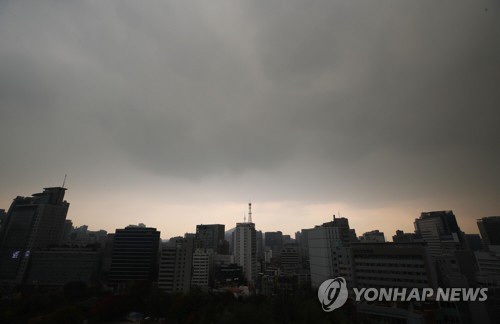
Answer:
[248,201,253,223]
[243,212,246,223]
[62,174,67,188]
[333,214,336,220]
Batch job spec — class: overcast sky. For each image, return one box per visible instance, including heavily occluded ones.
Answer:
[1,0,499,239]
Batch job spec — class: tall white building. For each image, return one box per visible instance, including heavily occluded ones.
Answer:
[304,217,353,288]
[158,238,194,293]
[234,222,257,283]
[191,248,214,290]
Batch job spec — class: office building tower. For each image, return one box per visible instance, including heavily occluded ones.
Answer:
[295,231,301,244]
[298,229,310,263]
[305,216,354,288]
[191,248,214,290]
[108,225,160,288]
[280,243,300,274]
[215,263,244,287]
[265,231,283,249]
[348,242,437,289]
[196,224,225,252]
[25,246,100,286]
[349,229,359,242]
[0,209,7,241]
[61,219,73,242]
[101,233,115,283]
[256,230,264,261]
[464,234,484,252]
[319,216,353,245]
[435,250,478,288]
[158,238,194,293]
[392,230,421,243]
[234,222,257,283]
[264,231,283,262]
[474,250,500,287]
[359,230,385,242]
[0,187,69,283]
[414,210,464,257]
[477,216,500,251]
[66,224,107,246]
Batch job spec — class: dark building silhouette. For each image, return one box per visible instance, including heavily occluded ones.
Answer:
[0,209,7,241]
[108,224,160,288]
[414,210,464,257]
[477,216,500,250]
[24,246,100,286]
[215,263,244,287]
[61,219,73,242]
[280,243,300,273]
[359,229,385,242]
[196,224,225,252]
[0,187,69,284]
[264,231,283,262]
[392,229,421,243]
[264,231,283,248]
[464,233,484,251]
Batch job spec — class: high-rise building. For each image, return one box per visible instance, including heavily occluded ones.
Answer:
[234,222,257,283]
[65,224,107,246]
[280,243,300,273]
[477,216,500,251]
[108,225,160,288]
[264,231,283,262]
[195,224,225,252]
[392,230,421,243]
[0,187,69,283]
[265,231,283,249]
[24,246,100,286]
[256,230,264,261]
[298,229,309,263]
[414,210,464,257]
[348,242,437,289]
[158,238,195,293]
[101,233,115,283]
[305,216,354,288]
[359,230,385,242]
[474,250,500,287]
[0,209,7,241]
[319,216,353,245]
[191,248,214,290]
[61,219,73,242]
[464,234,484,252]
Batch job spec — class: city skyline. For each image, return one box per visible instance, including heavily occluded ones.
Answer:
[0,184,494,241]
[1,1,499,240]
[1,185,499,323]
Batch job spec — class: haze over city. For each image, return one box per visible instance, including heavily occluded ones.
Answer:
[1,1,499,239]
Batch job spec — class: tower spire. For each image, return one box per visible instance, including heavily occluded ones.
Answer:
[248,201,252,223]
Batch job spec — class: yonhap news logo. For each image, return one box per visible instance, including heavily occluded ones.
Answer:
[317,277,348,312]
[318,277,488,312]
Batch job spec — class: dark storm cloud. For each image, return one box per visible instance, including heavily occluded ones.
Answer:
[0,0,499,209]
